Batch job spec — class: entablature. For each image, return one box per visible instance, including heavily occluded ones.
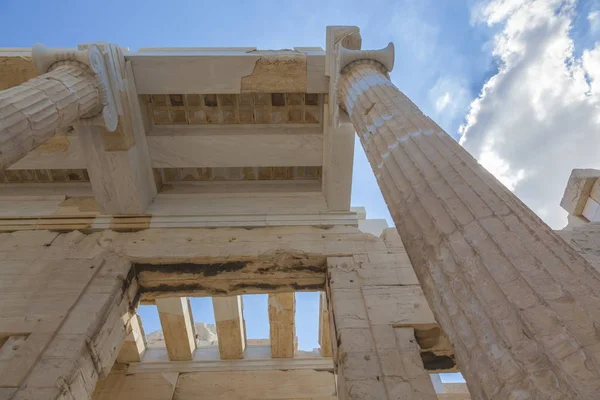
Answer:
[0,30,358,220]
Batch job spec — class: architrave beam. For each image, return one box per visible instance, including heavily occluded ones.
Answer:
[147,125,323,168]
[135,258,327,300]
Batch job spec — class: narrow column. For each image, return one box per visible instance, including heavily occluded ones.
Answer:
[268,293,295,358]
[117,314,147,363]
[156,297,196,361]
[212,296,246,359]
[0,44,117,172]
[318,292,332,357]
[337,57,600,398]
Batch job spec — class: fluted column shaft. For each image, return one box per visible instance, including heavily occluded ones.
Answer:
[339,62,600,399]
[0,62,100,171]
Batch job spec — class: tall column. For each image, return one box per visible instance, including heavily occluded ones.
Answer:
[0,44,117,171]
[335,43,600,398]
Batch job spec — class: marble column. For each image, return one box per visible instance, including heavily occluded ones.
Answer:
[0,44,116,171]
[337,54,600,398]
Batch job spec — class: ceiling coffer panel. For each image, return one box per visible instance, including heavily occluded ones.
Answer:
[145,93,322,125]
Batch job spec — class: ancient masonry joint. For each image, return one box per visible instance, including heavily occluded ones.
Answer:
[0,25,598,400]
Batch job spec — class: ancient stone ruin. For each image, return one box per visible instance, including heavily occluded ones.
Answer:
[0,26,599,399]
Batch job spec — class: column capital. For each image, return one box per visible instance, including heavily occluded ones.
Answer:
[32,43,118,132]
[338,42,395,74]
[325,26,395,128]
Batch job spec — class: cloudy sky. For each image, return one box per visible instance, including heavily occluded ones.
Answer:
[1,0,598,364]
[459,0,600,228]
[350,0,600,229]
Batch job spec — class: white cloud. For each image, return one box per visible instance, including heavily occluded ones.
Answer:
[583,43,600,95]
[460,0,600,229]
[429,76,472,132]
[436,92,452,112]
[478,138,526,190]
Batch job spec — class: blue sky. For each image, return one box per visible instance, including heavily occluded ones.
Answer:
[2,0,599,385]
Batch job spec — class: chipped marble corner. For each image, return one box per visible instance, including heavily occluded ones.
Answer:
[240,53,308,93]
[560,169,600,216]
[0,55,38,90]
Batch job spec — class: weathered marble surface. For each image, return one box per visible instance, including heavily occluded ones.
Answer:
[0,63,100,171]
[339,61,600,399]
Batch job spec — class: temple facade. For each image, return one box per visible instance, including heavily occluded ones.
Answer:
[0,26,598,399]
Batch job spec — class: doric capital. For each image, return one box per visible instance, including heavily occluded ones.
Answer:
[32,43,118,132]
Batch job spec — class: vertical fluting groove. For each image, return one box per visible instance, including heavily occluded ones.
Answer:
[355,67,597,397]
[346,71,527,398]
[0,64,100,171]
[366,97,556,400]
[390,86,600,348]
[339,63,600,399]
[356,64,600,396]
[373,148,492,397]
